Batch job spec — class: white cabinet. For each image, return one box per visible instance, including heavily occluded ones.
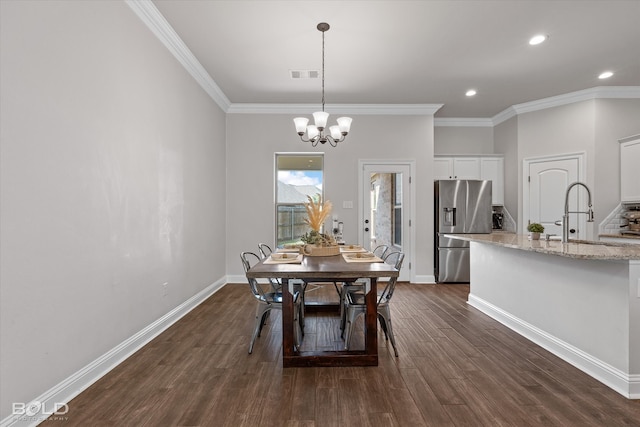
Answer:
[480,157,504,206]
[620,135,640,203]
[433,157,454,180]
[434,155,504,205]
[454,157,481,179]
[434,157,480,180]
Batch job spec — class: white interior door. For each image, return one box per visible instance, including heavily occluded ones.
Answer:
[525,155,585,238]
[359,162,412,282]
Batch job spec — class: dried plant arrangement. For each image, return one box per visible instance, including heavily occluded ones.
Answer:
[301,194,336,246]
[303,194,332,231]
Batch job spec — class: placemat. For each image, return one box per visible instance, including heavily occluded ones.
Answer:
[342,253,384,263]
[340,245,367,253]
[264,254,304,264]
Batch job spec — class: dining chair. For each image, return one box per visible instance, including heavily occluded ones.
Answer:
[257,243,283,292]
[343,251,404,356]
[258,242,307,330]
[339,244,390,331]
[240,251,302,354]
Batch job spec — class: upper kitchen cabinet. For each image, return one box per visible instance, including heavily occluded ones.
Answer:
[434,155,504,205]
[434,157,480,180]
[620,134,640,203]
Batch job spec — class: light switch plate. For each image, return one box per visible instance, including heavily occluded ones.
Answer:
[343,201,353,209]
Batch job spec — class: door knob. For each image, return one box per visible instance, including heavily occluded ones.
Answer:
[570,228,576,234]
[365,227,369,232]
[364,219,369,224]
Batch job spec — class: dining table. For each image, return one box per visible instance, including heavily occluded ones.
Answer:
[245,247,399,367]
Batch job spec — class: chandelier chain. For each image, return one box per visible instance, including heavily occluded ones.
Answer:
[321,28,325,112]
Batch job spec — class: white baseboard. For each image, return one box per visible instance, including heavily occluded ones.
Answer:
[1,278,227,427]
[468,293,639,399]
[226,274,248,284]
[412,274,436,284]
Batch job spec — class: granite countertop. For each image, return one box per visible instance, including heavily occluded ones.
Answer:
[444,233,640,260]
[599,233,640,241]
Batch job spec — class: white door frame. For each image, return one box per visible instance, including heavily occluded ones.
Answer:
[358,159,415,283]
[522,151,587,235]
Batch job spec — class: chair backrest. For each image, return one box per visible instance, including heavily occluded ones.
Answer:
[258,243,273,259]
[378,251,404,304]
[240,251,267,300]
[372,244,389,259]
[257,243,282,288]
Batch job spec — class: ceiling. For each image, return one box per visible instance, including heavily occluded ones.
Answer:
[151,0,640,119]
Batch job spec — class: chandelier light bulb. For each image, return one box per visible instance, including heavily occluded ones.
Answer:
[312,111,329,129]
[293,117,309,134]
[307,125,319,140]
[337,117,352,133]
[330,126,342,140]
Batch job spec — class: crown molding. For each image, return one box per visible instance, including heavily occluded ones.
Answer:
[491,106,519,126]
[434,117,494,127]
[125,0,231,112]
[507,86,640,117]
[490,86,640,126]
[227,103,444,115]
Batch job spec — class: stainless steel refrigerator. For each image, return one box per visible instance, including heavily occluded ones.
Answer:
[435,180,492,283]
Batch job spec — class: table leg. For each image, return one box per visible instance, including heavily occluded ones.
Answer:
[281,278,295,356]
[364,278,378,356]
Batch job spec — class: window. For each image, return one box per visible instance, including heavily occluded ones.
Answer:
[275,154,324,247]
[369,172,402,250]
[393,173,402,247]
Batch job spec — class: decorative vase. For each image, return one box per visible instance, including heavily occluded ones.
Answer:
[530,232,540,240]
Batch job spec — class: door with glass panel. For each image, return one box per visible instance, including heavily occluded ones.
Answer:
[360,163,412,282]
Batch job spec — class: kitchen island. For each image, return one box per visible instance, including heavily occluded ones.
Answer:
[445,233,640,399]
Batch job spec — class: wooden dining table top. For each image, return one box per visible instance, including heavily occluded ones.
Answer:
[246,253,399,280]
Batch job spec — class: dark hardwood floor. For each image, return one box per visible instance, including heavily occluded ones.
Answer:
[43,283,640,426]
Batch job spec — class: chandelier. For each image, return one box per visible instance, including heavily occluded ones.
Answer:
[293,23,352,147]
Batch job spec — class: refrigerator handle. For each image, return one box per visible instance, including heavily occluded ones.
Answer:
[443,207,456,226]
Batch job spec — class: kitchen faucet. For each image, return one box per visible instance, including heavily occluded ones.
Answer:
[561,182,594,243]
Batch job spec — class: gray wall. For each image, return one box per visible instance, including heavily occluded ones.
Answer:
[434,126,494,154]
[594,99,640,219]
[494,117,519,219]
[514,99,640,232]
[226,113,435,280]
[0,1,227,418]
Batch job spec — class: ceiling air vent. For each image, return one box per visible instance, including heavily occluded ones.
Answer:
[290,70,320,79]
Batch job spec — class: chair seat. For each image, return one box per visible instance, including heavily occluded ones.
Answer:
[261,291,299,304]
[345,291,389,307]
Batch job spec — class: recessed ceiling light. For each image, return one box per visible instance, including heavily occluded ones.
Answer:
[598,71,614,79]
[529,34,548,45]
[466,89,477,97]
